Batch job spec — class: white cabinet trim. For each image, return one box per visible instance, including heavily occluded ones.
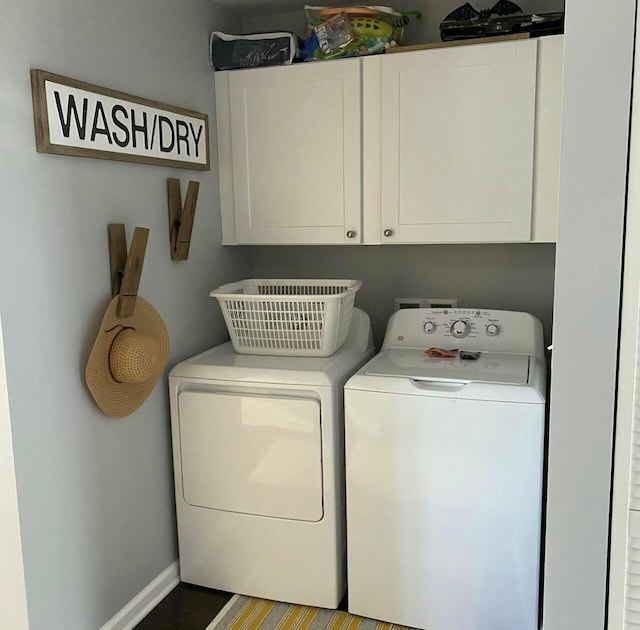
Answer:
[531,35,564,242]
[215,72,237,245]
[0,314,29,630]
[362,56,382,245]
[608,13,640,621]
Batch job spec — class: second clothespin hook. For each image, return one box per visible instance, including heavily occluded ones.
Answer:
[167,178,199,261]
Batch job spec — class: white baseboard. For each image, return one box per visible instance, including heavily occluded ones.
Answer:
[100,560,180,630]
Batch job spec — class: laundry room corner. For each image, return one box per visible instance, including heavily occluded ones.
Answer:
[0,1,250,628]
[3,0,637,627]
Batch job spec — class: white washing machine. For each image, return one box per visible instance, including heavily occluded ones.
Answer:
[169,308,373,608]
[345,308,546,630]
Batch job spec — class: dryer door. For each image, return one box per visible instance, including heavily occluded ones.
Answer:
[178,391,323,521]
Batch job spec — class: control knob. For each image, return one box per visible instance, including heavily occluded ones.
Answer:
[450,320,470,338]
[423,321,436,334]
[486,323,500,337]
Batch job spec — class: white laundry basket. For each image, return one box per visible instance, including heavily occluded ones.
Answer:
[210,279,362,357]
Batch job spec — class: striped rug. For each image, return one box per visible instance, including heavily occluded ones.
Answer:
[206,595,411,630]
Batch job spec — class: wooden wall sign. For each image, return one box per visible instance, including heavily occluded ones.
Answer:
[30,69,210,170]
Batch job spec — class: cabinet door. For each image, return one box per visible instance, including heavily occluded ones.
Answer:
[379,40,537,243]
[228,60,362,244]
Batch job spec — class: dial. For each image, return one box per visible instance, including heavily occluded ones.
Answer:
[423,321,437,334]
[486,323,500,337]
[450,320,470,338]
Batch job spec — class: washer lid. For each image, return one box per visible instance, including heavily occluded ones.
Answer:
[364,348,530,385]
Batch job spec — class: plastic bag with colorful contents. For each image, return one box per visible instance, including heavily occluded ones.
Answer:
[302,5,421,61]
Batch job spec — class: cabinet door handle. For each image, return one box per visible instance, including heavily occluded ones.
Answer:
[384,228,394,237]
[346,230,357,238]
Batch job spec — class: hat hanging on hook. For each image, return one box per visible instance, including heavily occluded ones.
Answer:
[85,224,170,418]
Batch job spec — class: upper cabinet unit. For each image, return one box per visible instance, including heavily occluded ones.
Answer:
[216,35,564,245]
[217,60,362,244]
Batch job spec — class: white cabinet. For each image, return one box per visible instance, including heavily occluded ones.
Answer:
[216,36,563,245]
[375,40,536,243]
[217,59,362,245]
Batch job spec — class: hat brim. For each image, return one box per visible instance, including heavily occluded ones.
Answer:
[85,296,170,418]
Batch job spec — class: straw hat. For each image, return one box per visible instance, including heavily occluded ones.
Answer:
[86,296,169,418]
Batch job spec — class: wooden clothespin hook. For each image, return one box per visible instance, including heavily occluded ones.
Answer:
[108,224,149,318]
[167,178,199,261]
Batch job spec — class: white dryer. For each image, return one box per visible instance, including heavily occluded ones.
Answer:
[345,308,546,630]
[169,308,373,609]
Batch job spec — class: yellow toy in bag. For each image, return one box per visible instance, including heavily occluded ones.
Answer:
[303,5,421,60]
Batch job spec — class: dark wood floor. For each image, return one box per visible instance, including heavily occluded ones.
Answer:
[136,584,349,629]
[135,583,232,630]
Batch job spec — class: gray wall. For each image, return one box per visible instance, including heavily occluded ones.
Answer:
[250,244,556,347]
[543,0,636,628]
[0,2,249,628]
[242,0,565,44]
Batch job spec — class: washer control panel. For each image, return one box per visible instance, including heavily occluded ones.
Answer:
[384,308,542,357]
[420,309,502,341]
